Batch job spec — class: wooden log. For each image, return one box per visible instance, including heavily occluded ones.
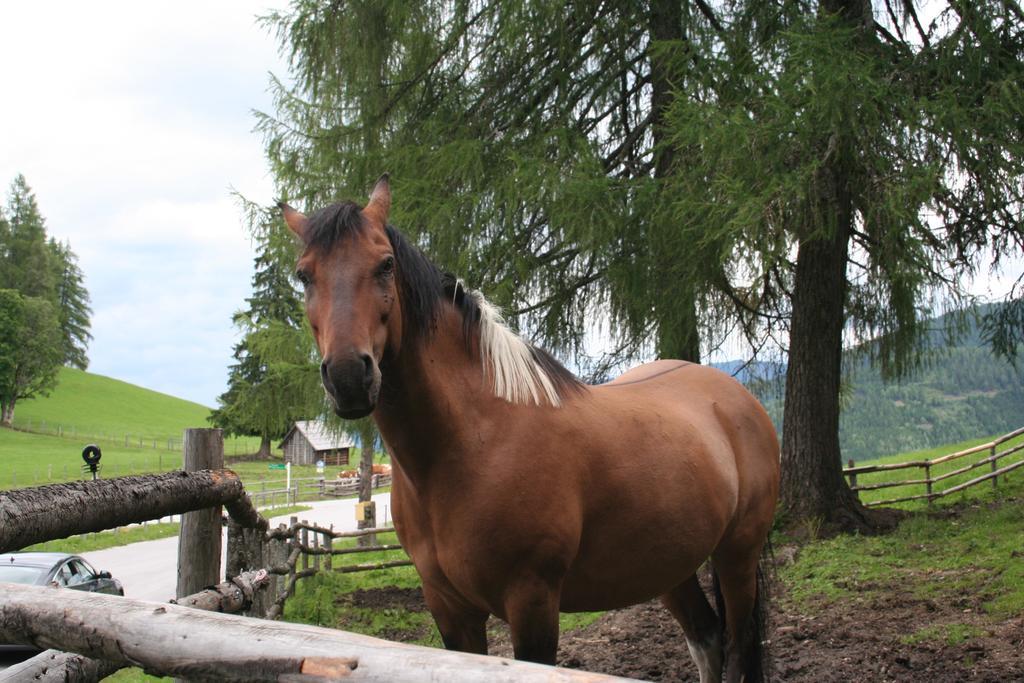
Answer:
[992,425,1024,446]
[0,570,270,682]
[325,528,333,571]
[850,476,932,492]
[177,428,224,600]
[334,559,415,574]
[0,470,248,554]
[267,523,397,540]
[299,543,405,556]
[172,569,270,613]
[0,648,121,682]
[937,456,1024,497]
[224,491,268,533]
[0,584,635,682]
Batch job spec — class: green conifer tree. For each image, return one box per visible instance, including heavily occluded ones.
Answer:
[210,225,320,457]
[1,175,56,301]
[48,239,92,369]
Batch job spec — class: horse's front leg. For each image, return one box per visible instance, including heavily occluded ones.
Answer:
[422,583,489,655]
[504,575,562,664]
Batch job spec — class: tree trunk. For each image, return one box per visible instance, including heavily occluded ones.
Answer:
[778,208,868,531]
[357,422,376,547]
[1,399,14,426]
[257,434,272,459]
[650,0,700,363]
[0,470,264,553]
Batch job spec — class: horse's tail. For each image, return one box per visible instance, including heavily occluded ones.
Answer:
[711,542,772,683]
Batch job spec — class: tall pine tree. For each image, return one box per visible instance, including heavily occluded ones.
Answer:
[663,0,1024,529]
[48,239,92,369]
[1,175,56,301]
[0,176,92,370]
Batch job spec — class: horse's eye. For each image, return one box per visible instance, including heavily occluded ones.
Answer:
[296,269,310,286]
[379,256,395,276]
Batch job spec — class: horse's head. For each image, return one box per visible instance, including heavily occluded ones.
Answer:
[281,176,400,419]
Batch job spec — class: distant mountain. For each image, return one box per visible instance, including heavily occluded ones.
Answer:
[745,306,1024,462]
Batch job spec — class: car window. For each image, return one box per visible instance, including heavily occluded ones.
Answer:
[68,560,94,585]
[0,565,46,585]
[55,562,74,586]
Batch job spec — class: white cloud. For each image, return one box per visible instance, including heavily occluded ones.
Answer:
[0,1,289,405]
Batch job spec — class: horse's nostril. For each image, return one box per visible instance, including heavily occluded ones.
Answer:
[360,354,374,388]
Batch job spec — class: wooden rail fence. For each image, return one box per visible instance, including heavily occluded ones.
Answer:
[228,515,413,620]
[843,426,1024,507]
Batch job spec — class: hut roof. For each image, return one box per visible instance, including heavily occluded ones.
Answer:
[279,419,355,452]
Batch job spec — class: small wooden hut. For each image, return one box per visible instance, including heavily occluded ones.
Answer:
[279,420,354,466]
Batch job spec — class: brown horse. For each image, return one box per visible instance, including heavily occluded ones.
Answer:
[281,177,780,683]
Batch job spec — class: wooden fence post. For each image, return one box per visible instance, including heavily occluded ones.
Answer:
[924,463,932,505]
[846,459,857,493]
[177,428,224,599]
[990,444,998,489]
[325,527,333,572]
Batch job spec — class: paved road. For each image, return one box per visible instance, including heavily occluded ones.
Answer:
[83,491,392,603]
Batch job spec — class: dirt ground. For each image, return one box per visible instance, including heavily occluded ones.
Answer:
[345,578,1024,682]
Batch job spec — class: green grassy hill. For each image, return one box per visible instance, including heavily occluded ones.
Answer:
[11,367,213,444]
[0,368,352,491]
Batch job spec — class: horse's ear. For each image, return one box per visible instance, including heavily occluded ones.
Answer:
[365,174,391,225]
[278,202,309,240]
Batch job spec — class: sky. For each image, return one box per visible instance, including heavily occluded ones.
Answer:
[0,1,288,406]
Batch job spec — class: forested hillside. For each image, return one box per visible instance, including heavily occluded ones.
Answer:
[752,308,1024,461]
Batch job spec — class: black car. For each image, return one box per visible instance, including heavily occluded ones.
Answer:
[0,553,123,653]
[0,552,123,594]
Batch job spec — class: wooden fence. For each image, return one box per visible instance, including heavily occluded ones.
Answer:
[247,474,393,508]
[228,515,412,620]
[843,426,1024,507]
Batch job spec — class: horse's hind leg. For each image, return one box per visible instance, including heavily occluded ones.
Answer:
[422,584,488,655]
[661,573,723,683]
[711,544,767,683]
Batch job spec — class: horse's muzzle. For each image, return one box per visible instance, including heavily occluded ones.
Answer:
[321,355,379,418]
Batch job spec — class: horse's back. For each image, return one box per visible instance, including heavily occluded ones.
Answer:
[550,360,778,609]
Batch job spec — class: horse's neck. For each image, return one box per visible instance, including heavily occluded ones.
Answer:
[373,307,489,481]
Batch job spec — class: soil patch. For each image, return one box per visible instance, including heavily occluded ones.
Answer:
[342,583,1024,681]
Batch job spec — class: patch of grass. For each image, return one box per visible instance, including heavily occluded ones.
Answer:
[559,611,604,632]
[779,473,1024,618]
[900,622,986,646]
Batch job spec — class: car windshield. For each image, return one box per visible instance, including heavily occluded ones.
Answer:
[0,565,46,585]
